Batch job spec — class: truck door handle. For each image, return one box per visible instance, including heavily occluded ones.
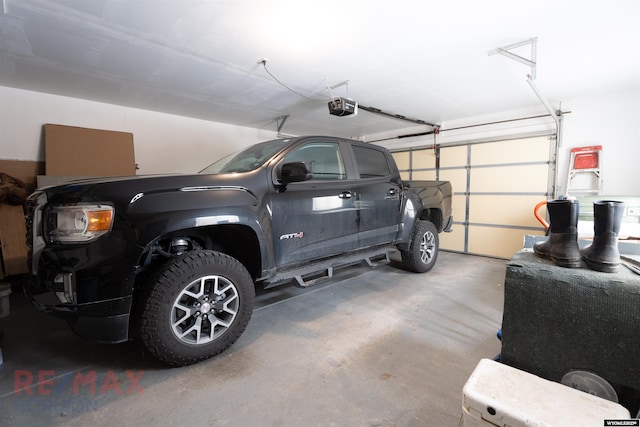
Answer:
[339,191,352,199]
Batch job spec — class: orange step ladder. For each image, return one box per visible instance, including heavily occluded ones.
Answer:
[566,145,602,195]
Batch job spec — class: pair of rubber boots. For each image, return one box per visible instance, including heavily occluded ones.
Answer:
[533,199,625,273]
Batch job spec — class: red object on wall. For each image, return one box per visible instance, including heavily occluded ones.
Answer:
[570,145,602,170]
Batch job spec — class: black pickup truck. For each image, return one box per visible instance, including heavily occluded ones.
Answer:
[24,136,452,366]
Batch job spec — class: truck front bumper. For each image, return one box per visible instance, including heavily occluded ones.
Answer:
[24,258,138,343]
[24,190,140,343]
[25,274,133,343]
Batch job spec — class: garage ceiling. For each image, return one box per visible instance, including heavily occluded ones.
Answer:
[1,0,638,138]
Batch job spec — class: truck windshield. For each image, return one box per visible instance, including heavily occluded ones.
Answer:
[199,139,291,174]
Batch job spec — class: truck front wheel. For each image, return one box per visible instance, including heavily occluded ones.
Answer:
[139,250,255,366]
[401,220,439,273]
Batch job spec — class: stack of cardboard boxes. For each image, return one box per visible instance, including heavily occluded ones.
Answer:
[0,160,42,279]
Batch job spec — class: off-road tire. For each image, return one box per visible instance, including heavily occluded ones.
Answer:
[139,250,255,366]
[401,220,439,273]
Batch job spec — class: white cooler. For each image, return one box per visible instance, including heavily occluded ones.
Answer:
[461,359,631,427]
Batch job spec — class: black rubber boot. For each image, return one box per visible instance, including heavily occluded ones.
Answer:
[533,199,582,268]
[581,200,625,273]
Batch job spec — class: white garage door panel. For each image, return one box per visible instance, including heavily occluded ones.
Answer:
[470,164,549,193]
[451,194,466,216]
[469,195,546,227]
[471,137,550,165]
[440,223,465,252]
[392,152,411,170]
[440,193,466,252]
[392,133,555,259]
[440,145,468,167]
[468,226,545,259]
[413,149,436,168]
[439,169,467,194]
[413,170,437,180]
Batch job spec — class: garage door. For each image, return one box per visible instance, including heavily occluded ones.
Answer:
[392,135,555,259]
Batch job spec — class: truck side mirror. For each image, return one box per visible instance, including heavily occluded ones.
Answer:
[278,162,313,184]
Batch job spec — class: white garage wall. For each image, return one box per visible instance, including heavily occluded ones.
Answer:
[370,87,640,196]
[0,86,276,174]
[2,85,638,193]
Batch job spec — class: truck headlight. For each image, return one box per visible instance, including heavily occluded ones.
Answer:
[46,204,114,244]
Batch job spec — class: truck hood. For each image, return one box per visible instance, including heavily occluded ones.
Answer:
[39,171,265,207]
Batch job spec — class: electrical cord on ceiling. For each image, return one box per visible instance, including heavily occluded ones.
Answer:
[259,59,436,129]
[260,60,329,102]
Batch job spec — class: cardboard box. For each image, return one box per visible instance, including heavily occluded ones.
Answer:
[0,159,45,193]
[0,204,29,277]
[44,124,136,176]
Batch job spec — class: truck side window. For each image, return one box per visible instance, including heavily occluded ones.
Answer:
[352,145,391,178]
[283,142,346,180]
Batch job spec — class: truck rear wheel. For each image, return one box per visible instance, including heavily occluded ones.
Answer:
[139,250,255,366]
[401,220,439,273]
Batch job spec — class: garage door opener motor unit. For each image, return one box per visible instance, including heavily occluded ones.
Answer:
[328,97,358,117]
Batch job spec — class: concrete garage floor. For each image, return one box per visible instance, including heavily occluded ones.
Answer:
[0,251,506,426]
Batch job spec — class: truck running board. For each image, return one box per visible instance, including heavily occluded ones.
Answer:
[266,247,395,289]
